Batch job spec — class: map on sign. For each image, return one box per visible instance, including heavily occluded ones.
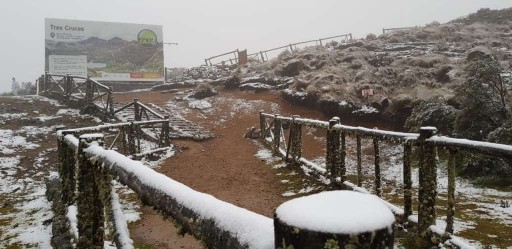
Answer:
[45,18,164,82]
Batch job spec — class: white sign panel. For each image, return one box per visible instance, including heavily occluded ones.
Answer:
[49,55,87,77]
[45,18,164,82]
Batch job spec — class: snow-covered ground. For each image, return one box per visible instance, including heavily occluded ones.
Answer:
[0,95,174,248]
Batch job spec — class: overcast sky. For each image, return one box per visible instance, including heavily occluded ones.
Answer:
[0,0,511,93]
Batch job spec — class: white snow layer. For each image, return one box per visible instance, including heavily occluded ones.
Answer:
[276,191,395,234]
[84,144,274,249]
[111,186,134,249]
[67,205,79,240]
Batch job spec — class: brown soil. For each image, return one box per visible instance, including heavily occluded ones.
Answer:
[115,89,329,248]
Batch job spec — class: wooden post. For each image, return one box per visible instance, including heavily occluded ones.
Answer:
[289,115,302,163]
[57,126,76,210]
[133,99,141,121]
[162,115,170,147]
[417,127,438,246]
[127,121,137,155]
[446,149,456,234]
[326,117,341,187]
[120,127,128,155]
[374,138,381,197]
[65,74,72,97]
[356,135,363,187]
[76,134,105,249]
[260,51,265,62]
[273,115,282,155]
[259,112,266,138]
[274,191,394,249]
[85,78,93,102]
[107,87,114,116]
[403,143,413,220]
[340,131,346,182]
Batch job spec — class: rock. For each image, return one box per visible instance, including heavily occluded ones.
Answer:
[239,83,273,91]
[244,127,261,139]
[189,83,218,99]
[275,59,308,77]
[223,75,241,89]
[467,46,494,61]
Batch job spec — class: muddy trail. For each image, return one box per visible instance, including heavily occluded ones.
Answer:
[114,89,334,248]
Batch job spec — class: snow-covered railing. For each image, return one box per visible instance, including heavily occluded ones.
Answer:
[57,132,276,249]
[39,73,114,118]
[114,98,165,120]
[58,117,171,157]
[259,113,508,249]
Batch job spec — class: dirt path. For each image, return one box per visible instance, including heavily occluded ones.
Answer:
[115,89,328,248]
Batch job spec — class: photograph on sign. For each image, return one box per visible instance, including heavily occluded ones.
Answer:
[45,18,163,82]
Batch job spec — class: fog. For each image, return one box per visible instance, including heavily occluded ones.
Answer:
[0,0,510,93]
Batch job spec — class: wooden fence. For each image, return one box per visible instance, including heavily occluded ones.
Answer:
[258,112,511,248]
[38,73,114,118]
[204,33,353,66]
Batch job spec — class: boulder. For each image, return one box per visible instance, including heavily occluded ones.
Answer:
[275,59,308,77]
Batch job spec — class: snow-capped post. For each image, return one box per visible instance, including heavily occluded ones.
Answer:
[259,111,266,138]
[326,117,341,187]
[274,191,395,249]
[417,126,438,246]
[289,115,302,163]
[373,138,381,197]
[273,115,282,154]
[161,115,171,147]
[403,142,413,220]
[446,149,457,234]
[133,98,141,121]
[356,135,363,187]
[76,134,105,249]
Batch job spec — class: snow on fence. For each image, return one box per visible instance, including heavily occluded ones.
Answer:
[38,73,115,118]
[56,131,276,249]
[257,113,510,249]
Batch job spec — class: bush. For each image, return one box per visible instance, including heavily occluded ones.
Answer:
[405,101,458,135]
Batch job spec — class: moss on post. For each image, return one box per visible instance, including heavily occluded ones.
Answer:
[356,135,363,187]
[289,115,302,164]
[374,139,381,197]
[76,134,105,249]
[403,143,413,220]
[326,117,341,187]
[273,115,282,155]
[417,127,438,247]
[446,149,457,234]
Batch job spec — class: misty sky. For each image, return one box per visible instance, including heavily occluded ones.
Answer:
[0,0,511,93]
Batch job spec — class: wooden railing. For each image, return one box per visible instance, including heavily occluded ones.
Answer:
[258,113,511,248]
[247,33,353,62]
[39,73,114,117]
[204,33,353,66]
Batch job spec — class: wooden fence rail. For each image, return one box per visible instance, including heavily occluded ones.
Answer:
[39,73,114,118]
[258,112,505,248]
